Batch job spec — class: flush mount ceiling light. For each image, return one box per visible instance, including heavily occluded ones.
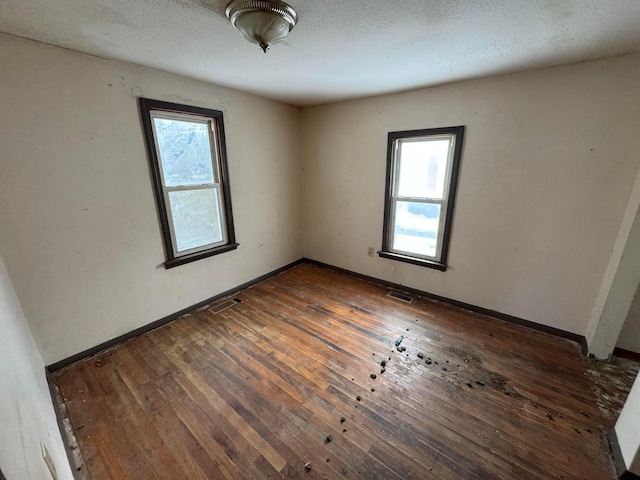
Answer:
[225,0,298,53]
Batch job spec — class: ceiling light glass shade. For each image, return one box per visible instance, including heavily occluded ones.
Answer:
[226,0,298,53]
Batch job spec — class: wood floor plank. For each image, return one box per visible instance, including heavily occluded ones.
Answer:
[54,263,640,479]
[143,344,268,479]
[160,340,289,474]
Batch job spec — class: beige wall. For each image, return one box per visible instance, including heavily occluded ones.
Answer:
[0,256,73,479]
[301,53,640,337]
[0,34,303,365]
[1,33,640,365]
[3,29,640,480]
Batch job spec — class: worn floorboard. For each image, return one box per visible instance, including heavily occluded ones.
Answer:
[54,263,640,479]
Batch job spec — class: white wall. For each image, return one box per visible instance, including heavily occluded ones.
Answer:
[0,256,73,479]
[615,373,640,474]
[301,53,640,337]
[0,34,303,365]
[1,32,639,367]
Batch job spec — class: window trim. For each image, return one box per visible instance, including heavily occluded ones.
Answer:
[139,98,238,268]
[379,126,465,271]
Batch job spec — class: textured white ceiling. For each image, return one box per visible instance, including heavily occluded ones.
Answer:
[0,0,639,106]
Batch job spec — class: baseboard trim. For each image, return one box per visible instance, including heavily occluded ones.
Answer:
[303,258,587,351]
[614,347,640,362]
[47,258,306,372]
[608,428,640,480]
[48,256,589,372]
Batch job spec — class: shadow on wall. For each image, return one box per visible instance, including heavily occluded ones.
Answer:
[617,284,640,354]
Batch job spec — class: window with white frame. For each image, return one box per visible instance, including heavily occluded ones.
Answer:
[139,98,237,268]
[379,126,464,271]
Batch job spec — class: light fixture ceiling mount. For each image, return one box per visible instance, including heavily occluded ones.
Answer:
[225,0,298,53]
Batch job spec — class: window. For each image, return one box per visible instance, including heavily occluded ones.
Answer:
[139,98,237,268]
[379,126,465,271]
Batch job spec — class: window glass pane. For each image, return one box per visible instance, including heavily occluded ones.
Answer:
[153,117,214,187]
[392,201,441,257]
[397,138,451,199]
[168,189,223,252]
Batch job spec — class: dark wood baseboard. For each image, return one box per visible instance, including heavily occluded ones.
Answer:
[47,258,306,372]
[303,258,587,352]
[614,347,640,362]
[608,428,640,480]
[48,256,591,373]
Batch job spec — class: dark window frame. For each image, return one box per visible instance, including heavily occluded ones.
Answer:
[139,98,238,268]
[379,126,465,271]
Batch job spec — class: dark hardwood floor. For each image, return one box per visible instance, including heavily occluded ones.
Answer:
[53,263,640,479]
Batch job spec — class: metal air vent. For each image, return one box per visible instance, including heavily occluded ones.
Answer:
[387,291,415,304]
[208,298,241,315]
